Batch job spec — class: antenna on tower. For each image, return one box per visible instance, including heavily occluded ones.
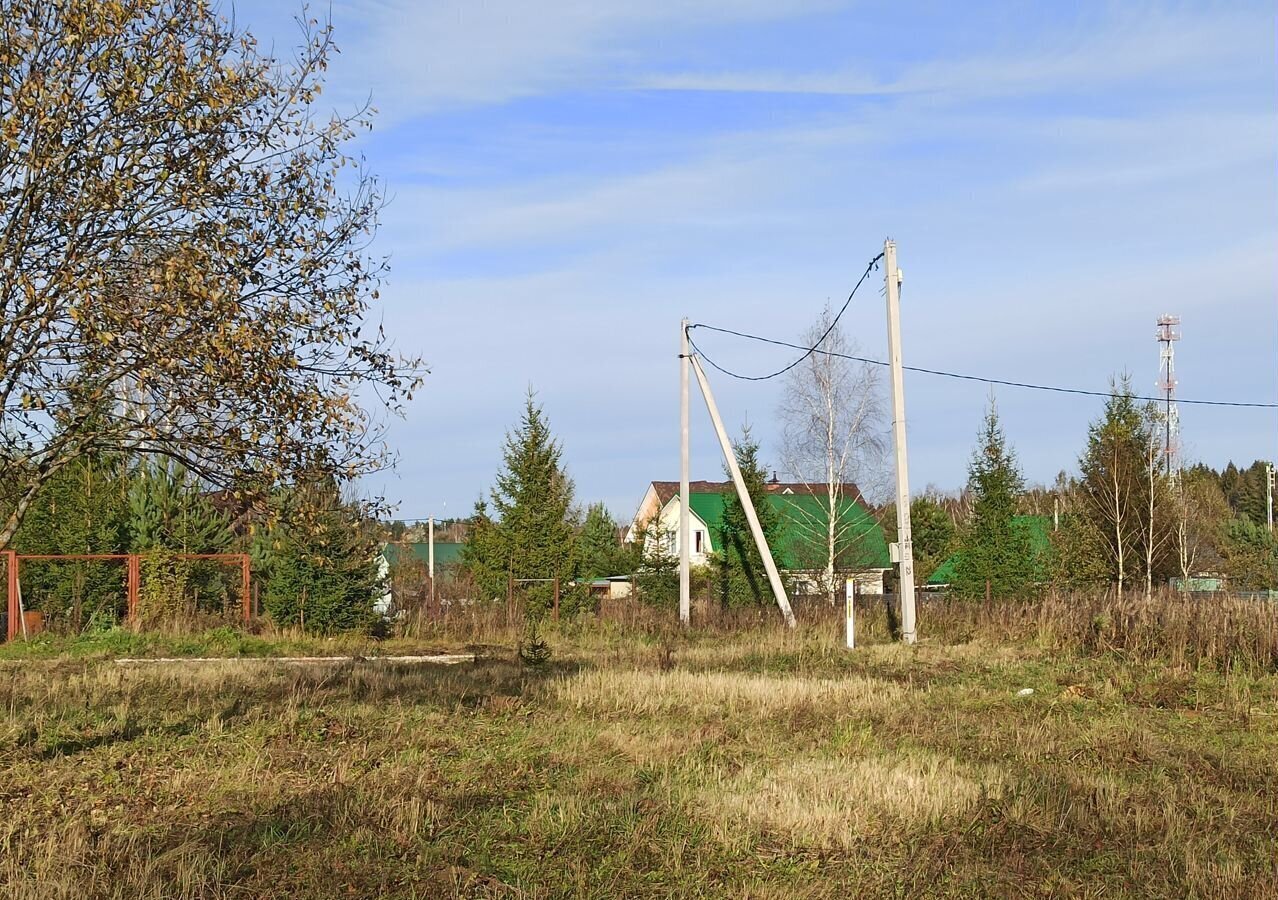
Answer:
[1156,315,1181,476]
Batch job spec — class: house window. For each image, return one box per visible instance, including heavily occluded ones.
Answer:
[694,531,704,554]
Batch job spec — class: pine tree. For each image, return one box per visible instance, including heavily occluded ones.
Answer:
[461,500,508,601]
[464,392,579,618]
[12,454,130,630]
[1219,517,1278,590]
[716,429,787,609]
[633,517,680,607]
[129,459,234,619]
[129,460,231,553]
[1049,511,1111,591]
[1219,462,1242,515]
[578,503,625,580]
[907,494,956,584]
[952,401,1037,599]
[1234,461,1270,526]
[262,480,382,634]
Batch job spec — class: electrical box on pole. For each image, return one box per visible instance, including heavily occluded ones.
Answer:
[884,239,917,644]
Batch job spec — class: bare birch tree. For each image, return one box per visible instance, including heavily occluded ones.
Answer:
[1170,466,1229,581]
[1140,413,1174,598]
[1079,380,1147,600]
[777,306,885,603]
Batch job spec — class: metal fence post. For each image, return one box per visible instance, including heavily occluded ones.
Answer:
[127,554,140,623]
[6,551,18,641]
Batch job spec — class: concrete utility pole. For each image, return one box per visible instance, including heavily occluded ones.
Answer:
[1267,463,1274,534]
[428,516,435,580]
[428,516,436,610]
[689,354,796,628]
[884,239,917,644]
[679,319,692,625]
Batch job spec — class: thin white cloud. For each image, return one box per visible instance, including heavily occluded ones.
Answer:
[635,5,1273,100]
[640,70,906,96]
[330,0,841,116]
[391,155,793,256]
[1017,110,1278,192]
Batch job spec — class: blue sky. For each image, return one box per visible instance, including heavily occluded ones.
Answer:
[235,0,1277,521]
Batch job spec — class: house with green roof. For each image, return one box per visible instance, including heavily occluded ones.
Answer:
[925,515,1052,588]
[626,480,891,593]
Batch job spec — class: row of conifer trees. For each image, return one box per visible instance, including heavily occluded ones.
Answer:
[6,455,382,634]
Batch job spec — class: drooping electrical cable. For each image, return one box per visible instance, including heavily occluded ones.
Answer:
[681,252,883,382]
[686,315,1278,409]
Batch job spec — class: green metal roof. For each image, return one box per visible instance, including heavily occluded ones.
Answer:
[926,515,1052,585]
[686,489,890,570]
[382,541,465,569]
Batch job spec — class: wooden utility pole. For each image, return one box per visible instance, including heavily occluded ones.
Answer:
[689,354,796,628]
[679,318,692,625]
[884,239,917,644]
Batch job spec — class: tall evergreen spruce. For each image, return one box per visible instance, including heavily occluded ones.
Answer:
[952,402,1037,599]
[467,393,579,618]
[716,430,787,609]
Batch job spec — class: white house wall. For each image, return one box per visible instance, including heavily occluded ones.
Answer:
[642,498,713,567]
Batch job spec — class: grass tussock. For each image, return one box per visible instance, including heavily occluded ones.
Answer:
[556,668,904,719]
[700,752,1006,851]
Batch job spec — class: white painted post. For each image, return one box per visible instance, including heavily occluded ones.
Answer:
[680,318,692,625]
[884,238,918,644]
[428,515,436,612]
[689,354,796,628]
[845,577,855,649]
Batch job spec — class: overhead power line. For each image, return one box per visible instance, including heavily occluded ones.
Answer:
[682,252,883,382]
[685,323,1278,410]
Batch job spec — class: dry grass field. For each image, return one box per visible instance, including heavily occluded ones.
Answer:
[0,595,1276,898]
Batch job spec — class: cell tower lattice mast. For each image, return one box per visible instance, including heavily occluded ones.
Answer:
[1156,315,1181,476]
